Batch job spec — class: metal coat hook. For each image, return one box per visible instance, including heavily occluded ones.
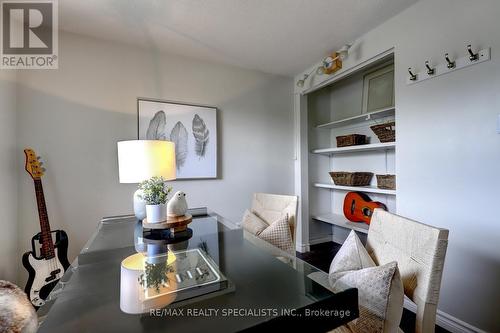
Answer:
[425,61,435,75]
[445,53,455,69]
[467,44,479,61]
[408,67,417,81]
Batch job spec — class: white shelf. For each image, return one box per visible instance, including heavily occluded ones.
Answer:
[312,142,395,155]
[312,213,369,234]
[316,107,395,129]
[314,183,396,195]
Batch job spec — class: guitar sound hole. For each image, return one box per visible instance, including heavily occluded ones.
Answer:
[362,207,372,217]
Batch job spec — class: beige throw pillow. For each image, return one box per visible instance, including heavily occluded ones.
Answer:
[329,231,404,333]
[329,230,376,279]
[258,214,294,255]
[241,209,269,236]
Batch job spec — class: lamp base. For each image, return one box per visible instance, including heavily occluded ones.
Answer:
[133,189,146,220]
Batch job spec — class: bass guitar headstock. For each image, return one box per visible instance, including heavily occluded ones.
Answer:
[24,149,45,180]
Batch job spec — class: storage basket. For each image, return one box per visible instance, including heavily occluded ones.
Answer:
[376,174,396,190]
[329,172,373,186]
[370,121,395,142]
[336,134,366,147]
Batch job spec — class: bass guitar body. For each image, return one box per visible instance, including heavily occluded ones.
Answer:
[343,191,387,225]
[22,230,70,308]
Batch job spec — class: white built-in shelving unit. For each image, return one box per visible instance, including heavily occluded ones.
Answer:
[313,183,396,195]
[312,141,395,155]
[315,106,395,129]
[304,54,396,245]
[312,213,369,234]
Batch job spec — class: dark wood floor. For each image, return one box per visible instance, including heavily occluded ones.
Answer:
[296,241,341,272]
[297,241,450,333]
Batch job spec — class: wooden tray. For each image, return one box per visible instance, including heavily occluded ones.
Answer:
[143,214,193,233]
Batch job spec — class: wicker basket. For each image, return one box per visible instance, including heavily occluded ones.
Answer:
[376,174,396,190]
[336,134,366,148]
[329,172,373,186]
[370,121,395,142]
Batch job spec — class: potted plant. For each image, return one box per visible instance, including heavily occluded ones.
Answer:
[138,259,174,293]
[138,177,172,223]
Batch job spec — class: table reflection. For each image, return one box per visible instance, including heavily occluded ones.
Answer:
[122,223,227,314]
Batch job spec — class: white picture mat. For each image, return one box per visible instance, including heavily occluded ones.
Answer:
[138,99,217,179]
[362,64,395,113]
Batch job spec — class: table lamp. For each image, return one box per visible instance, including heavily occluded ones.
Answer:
[117,140,176,220]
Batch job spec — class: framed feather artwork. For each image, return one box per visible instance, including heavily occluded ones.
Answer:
[137,98,217,179]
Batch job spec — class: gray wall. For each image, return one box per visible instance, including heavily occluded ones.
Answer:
[296,0,500,331]
[15,32,294,283]
[0,71,18,282]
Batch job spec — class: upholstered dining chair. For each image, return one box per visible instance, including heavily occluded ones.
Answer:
[308,209,449,333]
[251,193,298,242]
[242,193,298,259]
[366,209,449,333]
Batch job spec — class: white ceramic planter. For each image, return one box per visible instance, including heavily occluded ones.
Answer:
[145,204,166,223]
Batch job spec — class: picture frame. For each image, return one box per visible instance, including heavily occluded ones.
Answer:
[362,64,395,113]
[137,98,218,179]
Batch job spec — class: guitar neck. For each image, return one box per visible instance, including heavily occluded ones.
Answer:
[33,179,55,258]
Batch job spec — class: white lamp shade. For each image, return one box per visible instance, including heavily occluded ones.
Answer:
[117,140,176,183]
[120,252,177,314]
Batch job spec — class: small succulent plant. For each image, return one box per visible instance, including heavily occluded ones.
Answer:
[138,261,174,293]
[138,176,172,205]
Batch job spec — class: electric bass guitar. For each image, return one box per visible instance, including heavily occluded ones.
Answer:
[343,191,387,225]
[22,149,70,308]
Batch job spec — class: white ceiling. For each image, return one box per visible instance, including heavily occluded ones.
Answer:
[59,0,418,76]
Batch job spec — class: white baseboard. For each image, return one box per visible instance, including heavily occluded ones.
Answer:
[309,235,334,245]
[300,234,345,251]
[295,242,310,253]
[297,234,335,253]
[403,299,487,333]
[331,234,345,245]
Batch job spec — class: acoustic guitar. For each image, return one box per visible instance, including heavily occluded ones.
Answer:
[22,149,70,308]
[343,191,387,225]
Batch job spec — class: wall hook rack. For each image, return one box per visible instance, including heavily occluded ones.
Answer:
[408,67,417,81]
[425,61,435,75]
[407,46,490,85]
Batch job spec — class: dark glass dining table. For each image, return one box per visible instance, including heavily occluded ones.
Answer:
[37,208,358,332]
